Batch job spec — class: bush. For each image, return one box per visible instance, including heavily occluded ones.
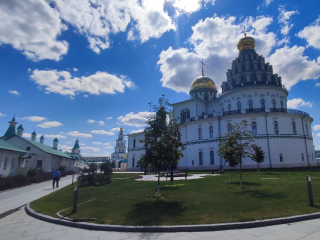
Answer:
[27,168,38,177]
[65,170,75,175]
[58,165,66,172]
[30,176,40,183]
[12,175,29,188]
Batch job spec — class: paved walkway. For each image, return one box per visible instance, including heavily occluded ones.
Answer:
[1,175,320,239]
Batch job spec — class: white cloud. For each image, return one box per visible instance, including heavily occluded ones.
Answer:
[117,116,124,120]
[73,68,78,72]
[104,146,114,149]
[287,98,313,109]
[83,95,89,98]
[67,131,92,138]
[59,144,72,151]
[268,46,320,89]
[110,127,122,132]
[37,121,63,128]
[119,111,152,127]
[0,0,68,61]
[316,83,320,87]
[81,147,100,152]
[9,90,20,95]
[298,17,320,50]
[106,117,113,120]
[168,0,215,15]
[278,7,299,35]
[23,133,32,138]
[130,129,144,134]
[30,70,135,96]
[91,130,115,135]
[28,68,31,72]
[0,113,6,117]
[313,125,320,131]
[265,0,273,6]
[92,142,110,145]
[45,134,66,139]
[317,133,320,137]
[80,143,86,146]
[87,119,96,123]
[22,116,47,122]
[98,121,105,126]
[158,16,276,93]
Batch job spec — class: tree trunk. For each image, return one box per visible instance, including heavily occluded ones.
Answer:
[170,162,173,183]
[239,158,242,188]
[157,171,160,199]
[258,163,260,172]
[230,166,232,182]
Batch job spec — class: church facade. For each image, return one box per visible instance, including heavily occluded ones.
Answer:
[127,35,315,171]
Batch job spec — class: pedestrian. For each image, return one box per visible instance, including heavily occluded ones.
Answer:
[52,168,61,189]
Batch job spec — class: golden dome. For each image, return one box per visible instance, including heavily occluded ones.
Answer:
[190,76,217,91]
[237,36,255,51]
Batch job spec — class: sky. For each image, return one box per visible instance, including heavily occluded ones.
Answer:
[1,0,320,156]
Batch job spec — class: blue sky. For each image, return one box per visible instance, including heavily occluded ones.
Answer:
[1,0,320,156]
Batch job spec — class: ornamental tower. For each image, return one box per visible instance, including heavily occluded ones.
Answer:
[2,117,18,139]
[111,127,127,167]
[71,139,81,156]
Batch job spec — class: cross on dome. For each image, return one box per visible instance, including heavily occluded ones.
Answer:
[199,59,205,76]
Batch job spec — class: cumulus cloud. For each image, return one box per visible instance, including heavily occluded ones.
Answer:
[317,133,320,137]
[37,121,63,128]
[67,131,92,138]
[287,98,313,109]
[130,129,145,134]
[98,121,105,126]
[22,116,46,122]
[313,125,320,131]
[81,146,100,152]
[91,130,115,135]
[83,95,89,98]
[0,0,68,61]
[87,119,96,123]
[168,0,215,15]
[119,111,152,127]
[298,17,320,50]
[104,146,114,149]
[9,90,20,95]
[30,70,135,96]
[316,83,320,87]
[0,113,6,117]
[278,7,299,35]
[23,133,32,138]
[45,134,66,139]
[92,142,110,145]
[268,46,320,89]
[158,16,276,93]
[110,127,122,132]
[73,68,78,72]
[106,117,113,120]
[59,144,72,151]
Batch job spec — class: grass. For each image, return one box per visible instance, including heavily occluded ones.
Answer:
[30,171,320,226]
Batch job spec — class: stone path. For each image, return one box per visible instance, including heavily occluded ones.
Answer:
[1,174,320,239]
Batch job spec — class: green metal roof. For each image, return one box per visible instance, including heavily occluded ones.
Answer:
[2,126,16,139]
[72,140,80,149]
[0,138,27,153]
[40,135,44,139]
[121,159,128,163]
[31,131,36,135]
[8,135,72,159]
[53,138,58,141]
[17,124,24,130]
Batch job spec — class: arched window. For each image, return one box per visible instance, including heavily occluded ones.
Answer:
[227,123,232,135]
[261,99,265,109]
[228,104,231,111]
[252,122,257,135]
[272,99,276,108]
[198,127,202,140]
[133,139,136,148]
[280,100,284,109]
[292,121,297,135]
[132,157,135,167]
[199,151,203,165]
[305,123,309,136]
[237,101,241,110]
[209,126,213,139]
[301,153,304,161]
[181,108,190,123]
[192,160,194,166]
[273,121,279,135]
[248,99,253,109]
[210,150,214,165]
[279,153,283,162]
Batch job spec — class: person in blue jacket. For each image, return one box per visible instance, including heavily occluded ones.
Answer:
[52,169,61,189]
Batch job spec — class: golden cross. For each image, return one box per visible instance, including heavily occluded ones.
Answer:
[199,59,205,76]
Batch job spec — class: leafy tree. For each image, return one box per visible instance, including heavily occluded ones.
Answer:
[249,144,265,172]
[218,120,254,188]
[140,96,185,198]
[100,161,113,183]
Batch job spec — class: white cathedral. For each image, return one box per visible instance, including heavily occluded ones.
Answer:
[127,34,316,171]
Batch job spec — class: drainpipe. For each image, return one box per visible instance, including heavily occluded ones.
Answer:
[265,112,272,168]
[218,116,222,169]
[302,115,310,170]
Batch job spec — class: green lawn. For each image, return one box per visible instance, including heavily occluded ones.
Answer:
[30,171,320,226]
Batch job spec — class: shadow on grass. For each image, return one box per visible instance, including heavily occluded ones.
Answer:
[230,181,261,186]
[124,201,186,226]
[235,190,287,199]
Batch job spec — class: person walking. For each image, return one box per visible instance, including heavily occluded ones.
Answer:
[52,169,61,189]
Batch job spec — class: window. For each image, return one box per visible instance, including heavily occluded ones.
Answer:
[252,122,257,135]
[181,109,190,123]
[305,123,309,136]
[292,121,297,135]
[228,104,231,111]
[210,151,214,165]
[274,121,279,135]
[202,112,205,118]
[272,99,276,108]
[10,158,15,169]
[209,126,213,139]
[261,99,265,108]
[133,139,136,148]
[121,143,122,146]
[3,157,8,169]
[248,99,253,109]
[227,123,232,135]
[280,153,283,162]
[118,143,119,146]
[132,157,135,167]
[301,153,304,161]
[26,147,31,151]
[198,127,202,140]
[199,151,203,165]
[280,100,284,108]
[36,160,42,168]
[221,106,224,112]
[237,101,241,110]
[192,160,194,166]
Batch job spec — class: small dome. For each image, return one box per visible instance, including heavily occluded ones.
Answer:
[237,36,255,51]
[190,76,217,91]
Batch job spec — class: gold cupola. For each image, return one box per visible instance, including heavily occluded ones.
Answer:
[190,76,217,91]
[237,29,255,51]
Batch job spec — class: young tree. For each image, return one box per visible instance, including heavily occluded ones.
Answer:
[249,144,265,172]
[218,120,254,188]
[140,96,185,198]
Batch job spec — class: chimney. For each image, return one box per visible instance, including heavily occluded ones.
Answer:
[31,131,37,141]
[17,124,24,137]
[53,138,58,150]
[40,135,44,144]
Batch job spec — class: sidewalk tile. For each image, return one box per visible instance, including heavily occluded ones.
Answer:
[300,230,320,240]
[23,226,54,236]
[269,227,308,240]
[36,229,67,240]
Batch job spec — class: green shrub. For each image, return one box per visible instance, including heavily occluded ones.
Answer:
[58,165,66,172]
[27,168,38,177]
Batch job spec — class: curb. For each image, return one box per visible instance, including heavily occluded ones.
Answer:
[25,203,320,232]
